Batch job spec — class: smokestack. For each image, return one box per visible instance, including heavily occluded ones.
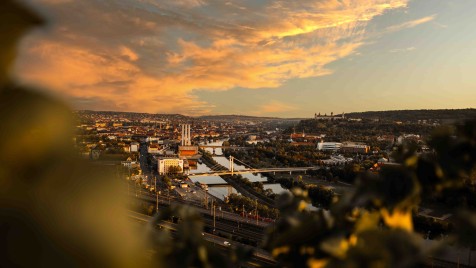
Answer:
[181,124,185,146]
[181,124,191,146]
[188,125,191,146]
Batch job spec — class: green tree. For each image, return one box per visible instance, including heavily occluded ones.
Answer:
[163,175,172,188]
[167,165,183,174]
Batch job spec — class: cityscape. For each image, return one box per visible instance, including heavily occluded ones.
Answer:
[72,109,476,267]
[2,0,476,268]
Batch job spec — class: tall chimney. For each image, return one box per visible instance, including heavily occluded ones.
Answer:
[188,125,191,145]
[181,124,185,146]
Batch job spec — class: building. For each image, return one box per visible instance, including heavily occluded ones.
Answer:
[317,141,342,151]
[121,157,140,169]
[314,112,345,120]
[130,142,139,152]
[340,142,370,154]
[148,143,162,154]
[158,158,184,175]
[178,145,199,157]
[179,124,199,159]
[290,132,305,140]
[146,137,162,143]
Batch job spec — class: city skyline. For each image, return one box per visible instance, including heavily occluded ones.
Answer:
[14,0,476,117]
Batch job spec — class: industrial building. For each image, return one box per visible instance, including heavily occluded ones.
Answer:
[181,124,192,146]
[178,124,199,158]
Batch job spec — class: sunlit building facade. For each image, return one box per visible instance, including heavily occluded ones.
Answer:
[158,158,184,175]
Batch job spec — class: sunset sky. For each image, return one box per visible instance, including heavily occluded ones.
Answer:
[14,0,476,117]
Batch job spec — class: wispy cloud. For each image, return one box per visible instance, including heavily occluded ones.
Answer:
[385,14,437,33]
[389,46,416,53]
[433,21,448,29]
[16,0,411,115]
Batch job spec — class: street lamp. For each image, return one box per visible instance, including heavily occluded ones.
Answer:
[167,188,170,204]
[213,203,216,232]
[210,199,213,215]
[155,177,158,213]
[255,199,258,225]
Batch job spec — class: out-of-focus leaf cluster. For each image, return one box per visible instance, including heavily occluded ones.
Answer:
[145,204,253,268]
[264,120,476,267]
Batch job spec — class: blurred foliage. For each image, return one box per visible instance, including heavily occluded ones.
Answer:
[147,204,254,268]
[1,1,148,267]
[264,119,476,267]
[276,177,336,209]
[0,0,43,87]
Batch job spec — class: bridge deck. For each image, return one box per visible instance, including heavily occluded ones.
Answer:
[188,167,318,177]
[198,145,252,149]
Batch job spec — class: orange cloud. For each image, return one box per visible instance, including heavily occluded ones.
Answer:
[119,46,139,62]
[15,0,411,115]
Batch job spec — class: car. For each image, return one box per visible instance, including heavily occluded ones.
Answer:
[223,241,230,246]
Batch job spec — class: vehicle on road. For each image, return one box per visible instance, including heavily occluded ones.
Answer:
[223,241,230,246]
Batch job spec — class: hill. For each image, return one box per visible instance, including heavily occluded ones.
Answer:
[197,114,305,121]
[346,109,476,122]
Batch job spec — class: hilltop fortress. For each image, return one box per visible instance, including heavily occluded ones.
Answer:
[314,112,345,120]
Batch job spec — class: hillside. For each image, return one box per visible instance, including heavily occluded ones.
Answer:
[198,114,305,121]
[346,109,476,122]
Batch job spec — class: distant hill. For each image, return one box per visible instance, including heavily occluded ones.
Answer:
[345,109,476,122]
[76,109,476,123]
[76,110,189,119]
[75,110,307,124]
[197,114,305,121]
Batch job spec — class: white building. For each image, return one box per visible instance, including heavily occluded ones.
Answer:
[130,142,139,152]
[158,158,184,175]
[121,157,140,169]
[146,137,162,143]
[317,141,342,151]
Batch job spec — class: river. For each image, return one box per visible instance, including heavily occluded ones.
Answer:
[190,139,287,200]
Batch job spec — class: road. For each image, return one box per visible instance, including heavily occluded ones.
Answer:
[127,210,276,267]
[137,186,270,227]
[139,142,152,175]
[135,190,270,228]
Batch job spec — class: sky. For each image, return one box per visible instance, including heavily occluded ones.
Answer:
[14,0,476,117]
